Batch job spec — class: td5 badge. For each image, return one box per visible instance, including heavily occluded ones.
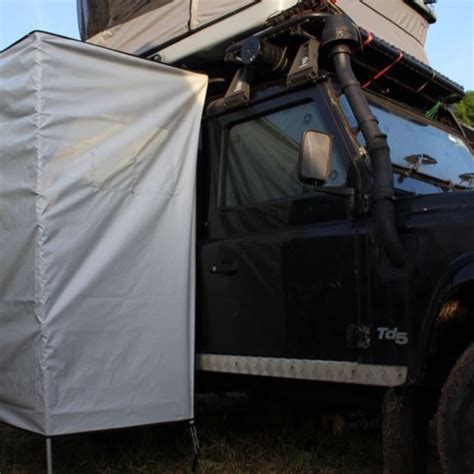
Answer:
[377,327,408,345]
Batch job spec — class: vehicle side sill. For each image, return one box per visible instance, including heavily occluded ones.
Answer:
[197,354,407,387]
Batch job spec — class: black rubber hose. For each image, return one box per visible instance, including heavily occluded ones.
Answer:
[330,43,406,266]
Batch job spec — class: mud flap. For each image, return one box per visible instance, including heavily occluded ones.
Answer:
[382,387,431,474]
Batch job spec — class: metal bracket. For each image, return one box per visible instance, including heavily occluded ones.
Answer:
[287,39,319,87]
[355,194,371,215]
[189,420,201,472]
[223,67,253,109]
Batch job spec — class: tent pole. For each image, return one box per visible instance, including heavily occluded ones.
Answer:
[46,437,53,474]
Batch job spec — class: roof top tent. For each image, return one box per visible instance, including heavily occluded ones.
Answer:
[0,32,207,436]
[78,0,436,64]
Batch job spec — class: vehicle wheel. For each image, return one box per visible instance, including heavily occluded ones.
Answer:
[437,343,474,473]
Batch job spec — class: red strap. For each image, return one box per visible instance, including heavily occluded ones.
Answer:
[362,50,404,89]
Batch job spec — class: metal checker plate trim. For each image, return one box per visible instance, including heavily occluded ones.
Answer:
[197,354,407,387]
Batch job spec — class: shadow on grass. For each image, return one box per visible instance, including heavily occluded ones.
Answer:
[0,393,439,473]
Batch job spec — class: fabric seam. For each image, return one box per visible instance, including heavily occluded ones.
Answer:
[32,33,50,435]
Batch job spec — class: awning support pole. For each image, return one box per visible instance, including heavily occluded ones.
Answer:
[46,437,53,474]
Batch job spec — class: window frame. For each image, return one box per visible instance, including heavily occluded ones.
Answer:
[217,83,356,211]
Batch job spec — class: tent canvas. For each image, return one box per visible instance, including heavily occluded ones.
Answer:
[79,0,265,55]
[78,0,432,63]
[0,32,208,436]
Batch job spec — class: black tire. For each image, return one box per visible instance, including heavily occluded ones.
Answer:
[437,343,474,474]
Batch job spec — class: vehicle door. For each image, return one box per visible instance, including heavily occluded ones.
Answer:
[198,83,363,366]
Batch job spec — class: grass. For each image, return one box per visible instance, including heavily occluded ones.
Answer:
[0,393,440,473]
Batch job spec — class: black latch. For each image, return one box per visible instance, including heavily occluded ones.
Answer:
[209,263,240,275]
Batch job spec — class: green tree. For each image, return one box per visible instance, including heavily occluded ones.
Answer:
[454,91,474,126]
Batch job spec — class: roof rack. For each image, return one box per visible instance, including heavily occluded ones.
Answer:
[355,28,463,104]
[224,12,464,109]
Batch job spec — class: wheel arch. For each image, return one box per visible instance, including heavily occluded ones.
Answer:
[412,253,474,385]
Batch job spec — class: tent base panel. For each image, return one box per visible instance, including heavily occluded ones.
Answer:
[0,408,193,437]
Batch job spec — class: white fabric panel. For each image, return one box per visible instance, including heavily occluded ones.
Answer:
[338,0,429,63]
[88,0,190,55]
[86,0,291,57]
[159,0,299,63]
[0,32,208,436]
[85,0,430,64]
[190,0,258,29]
[362,0,429,45]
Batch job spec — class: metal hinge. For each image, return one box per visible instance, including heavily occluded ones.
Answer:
[346,325,371,350]
[360,194,371,214]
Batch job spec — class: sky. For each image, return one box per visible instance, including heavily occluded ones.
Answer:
[0,0,473,90]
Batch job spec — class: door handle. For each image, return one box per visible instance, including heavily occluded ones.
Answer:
[209,263,240,274]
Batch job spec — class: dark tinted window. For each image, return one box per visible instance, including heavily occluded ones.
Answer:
[224,102,346,208]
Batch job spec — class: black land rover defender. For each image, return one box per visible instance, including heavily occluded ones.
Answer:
[189,11,474,474]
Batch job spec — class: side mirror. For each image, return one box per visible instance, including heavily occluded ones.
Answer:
[298,130,333,184]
